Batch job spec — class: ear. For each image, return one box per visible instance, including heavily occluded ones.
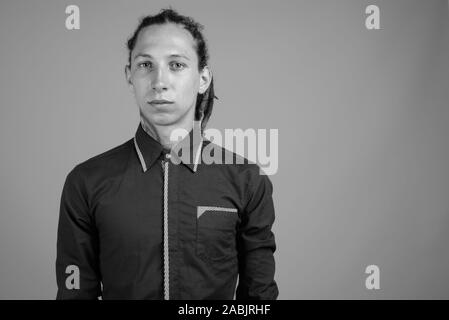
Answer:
[125,65,134,93]
[198,66,212,95]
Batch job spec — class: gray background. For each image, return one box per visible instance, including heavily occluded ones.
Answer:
[0,0,448,299]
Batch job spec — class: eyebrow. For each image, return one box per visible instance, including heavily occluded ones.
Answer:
[133,53,190,61]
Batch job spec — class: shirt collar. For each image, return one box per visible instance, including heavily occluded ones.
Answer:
[133,122,203,173]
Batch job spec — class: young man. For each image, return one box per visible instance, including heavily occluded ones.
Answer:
[56,8,278,300]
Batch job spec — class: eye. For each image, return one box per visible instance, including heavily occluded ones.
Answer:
[137,62,152,69]
[170,62,186,70]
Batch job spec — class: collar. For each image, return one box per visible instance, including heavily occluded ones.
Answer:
[133,122,203,173]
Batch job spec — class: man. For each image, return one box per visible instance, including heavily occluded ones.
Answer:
[56,8,278,300]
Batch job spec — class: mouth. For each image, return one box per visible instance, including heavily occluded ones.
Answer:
[148,99,174,105]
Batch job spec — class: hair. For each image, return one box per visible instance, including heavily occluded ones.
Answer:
[126,7,218,133]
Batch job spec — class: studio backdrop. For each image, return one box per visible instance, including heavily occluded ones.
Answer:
[0,0,448,299]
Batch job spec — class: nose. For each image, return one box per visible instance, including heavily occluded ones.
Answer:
[152,66,168,93]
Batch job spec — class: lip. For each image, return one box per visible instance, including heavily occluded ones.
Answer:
[149,99,174,105]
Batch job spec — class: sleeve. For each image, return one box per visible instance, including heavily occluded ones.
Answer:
[56,167,102,299]
[236,168,279,300]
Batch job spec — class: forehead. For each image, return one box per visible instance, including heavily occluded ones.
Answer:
[133,23,197,59]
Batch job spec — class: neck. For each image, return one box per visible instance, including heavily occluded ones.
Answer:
[140,118,194,150]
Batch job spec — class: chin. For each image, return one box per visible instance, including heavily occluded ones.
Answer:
[148,114,180,126]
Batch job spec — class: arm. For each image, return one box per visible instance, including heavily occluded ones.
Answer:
[236,169,279,300]
[56,167,102,299]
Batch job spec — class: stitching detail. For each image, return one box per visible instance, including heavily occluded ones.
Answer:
[162,160,169,300]
[193,138,203,172]
[197,206,238,218]
[133,136,147,172]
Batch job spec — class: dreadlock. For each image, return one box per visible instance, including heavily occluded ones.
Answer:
[195,76,218,134]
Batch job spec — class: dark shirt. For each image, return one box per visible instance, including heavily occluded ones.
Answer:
[56,123,278,299]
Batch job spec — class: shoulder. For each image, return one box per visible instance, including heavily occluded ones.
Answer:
[66,139,133,186]
[200,139,273,193]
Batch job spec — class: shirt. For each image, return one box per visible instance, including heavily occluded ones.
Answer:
[56,123,278,300]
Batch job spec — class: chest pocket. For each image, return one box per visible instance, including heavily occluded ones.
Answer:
[196,206,239,263]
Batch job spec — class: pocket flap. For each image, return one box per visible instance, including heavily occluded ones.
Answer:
[197,206,238,218]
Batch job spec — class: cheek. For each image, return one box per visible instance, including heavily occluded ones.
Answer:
[133,80,148,100]
[179,79,198,101]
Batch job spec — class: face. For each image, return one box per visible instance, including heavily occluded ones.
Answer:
[126,23,211,128]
